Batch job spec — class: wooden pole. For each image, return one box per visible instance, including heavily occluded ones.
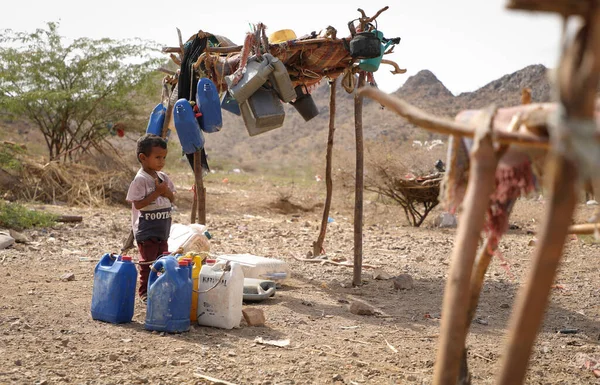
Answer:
[432,107,500,385]
[313,79,337,257]
[193,150,206,224]
[353,73,366,287]
[496,156,578,385]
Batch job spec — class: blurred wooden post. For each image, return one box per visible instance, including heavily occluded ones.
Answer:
[313,79,337,257]
[353,72,366,287]
[193,150,206,224]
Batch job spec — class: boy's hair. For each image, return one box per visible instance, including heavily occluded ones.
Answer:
[136,134,167,162]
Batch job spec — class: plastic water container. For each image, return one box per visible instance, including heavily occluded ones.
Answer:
[177,254,204,322]
[168,223,210,254]
[243,278,277,302]
[290,85,319,122]
[91,253,137,324]
[197,261,244,329]
[239,87,285,136]
[215,254,290,285]
[146,103,167,137]
[145,256,192,333]
[196,78,222,133]
[264,54,296,103]
[173,98,205,154]
[226,58,274,103]
[220,91,241,116]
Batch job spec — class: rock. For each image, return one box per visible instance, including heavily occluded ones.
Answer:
[0,232,15,250]
[372,269,392,280]
[14,360,22,366]
[586,200,598,206]
[500,303,510,309]
[108,354,119,361]
[242,308,265,326]
[393,274,414,290]
[434,212,457,228]
[349,301,375,316]
[332,374,343,382]
[9,229,30,243]
[60,273,75,282]
[528,239,537,247]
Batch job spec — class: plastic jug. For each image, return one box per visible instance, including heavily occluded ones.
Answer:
[145,256,192,333]
[239,87,285,136]
[177,254,203,321]
[359,30,393,72]
[173,98,205,154]
[168,223,210,254]
[264,54,296,103]
[215,254,291,285]
[220,91,241,116]
[290,85,319,122]
[91,253,137,324]
[225,58,274,103]
[146,103,167,137]
[243,278,277,302]
[197,261,244,329]
[195,78,222,133]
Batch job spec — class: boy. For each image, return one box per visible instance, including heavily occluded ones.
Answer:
[126,134,176,303]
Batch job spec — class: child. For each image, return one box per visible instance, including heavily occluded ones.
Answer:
[126,134,176,302]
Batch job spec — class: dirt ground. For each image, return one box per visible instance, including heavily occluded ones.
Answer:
[1,171,599,385]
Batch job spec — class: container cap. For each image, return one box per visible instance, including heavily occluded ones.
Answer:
[122,255,132,262]
[178,260,189,266]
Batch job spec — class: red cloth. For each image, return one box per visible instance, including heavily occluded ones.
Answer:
[137,239,168,297]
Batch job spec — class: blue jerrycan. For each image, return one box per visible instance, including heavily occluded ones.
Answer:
[145,256,192,333]
[173,99,205,154]
[91,253,137,324]
[146,103,167,137]
[196,78,222,133]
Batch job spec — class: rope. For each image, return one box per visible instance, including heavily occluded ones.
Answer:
[192,261,231,294]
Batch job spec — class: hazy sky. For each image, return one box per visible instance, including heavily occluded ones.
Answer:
[1,0,563,94]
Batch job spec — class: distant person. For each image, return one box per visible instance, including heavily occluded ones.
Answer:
[126,134,176,303]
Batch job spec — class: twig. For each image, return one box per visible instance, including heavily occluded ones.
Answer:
[384,339,398,353]
[192,372,238,385]
[291,255,379,269]
[472,352,493,362]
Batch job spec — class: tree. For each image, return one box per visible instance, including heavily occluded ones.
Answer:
[0,22,162,160]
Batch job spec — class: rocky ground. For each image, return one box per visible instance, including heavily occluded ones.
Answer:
[1,172,599,385]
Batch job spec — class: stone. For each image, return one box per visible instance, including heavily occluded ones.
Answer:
[9,229,30,243]
[0,232,15,250]
[528,239,537,247]
[332,374,343,382]
[108,354,119,362]
[434,212,457,228]
[393,274,414,290]
[372,269,392,280]
[349,301,375,316]
[242,308,266,326]
[60,273,75,282]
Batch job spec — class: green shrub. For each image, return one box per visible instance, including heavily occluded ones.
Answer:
[0,142,25,171]
[0,201,57,230]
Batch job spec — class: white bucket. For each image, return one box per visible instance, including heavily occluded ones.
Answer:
[197,262,244,329]
[215,254,291,284]
[168,223,210,254]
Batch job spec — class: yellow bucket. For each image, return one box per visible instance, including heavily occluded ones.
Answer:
[269,29,296,44]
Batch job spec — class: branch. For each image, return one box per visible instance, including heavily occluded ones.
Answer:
[358,86,553,149]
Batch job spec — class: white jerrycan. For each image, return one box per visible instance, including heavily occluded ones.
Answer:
[197,261,244,329]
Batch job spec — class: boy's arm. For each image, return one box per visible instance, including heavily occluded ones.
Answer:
[133,189,162,210]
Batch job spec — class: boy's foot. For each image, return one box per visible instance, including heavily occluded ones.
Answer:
[140,294,147,304]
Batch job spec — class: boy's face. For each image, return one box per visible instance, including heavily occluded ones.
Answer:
[139,146,167,172]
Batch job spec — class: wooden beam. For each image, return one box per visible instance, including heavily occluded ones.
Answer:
[353,72,366,287]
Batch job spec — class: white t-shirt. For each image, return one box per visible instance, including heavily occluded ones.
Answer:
[126,169,176,241]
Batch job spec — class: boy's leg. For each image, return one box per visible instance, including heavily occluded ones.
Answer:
[137,238,164,298]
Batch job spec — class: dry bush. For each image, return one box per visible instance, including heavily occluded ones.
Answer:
[335,140,447,227]
[1,144,134,206]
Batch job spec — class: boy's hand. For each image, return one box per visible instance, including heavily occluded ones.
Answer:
[155,178,169,196]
